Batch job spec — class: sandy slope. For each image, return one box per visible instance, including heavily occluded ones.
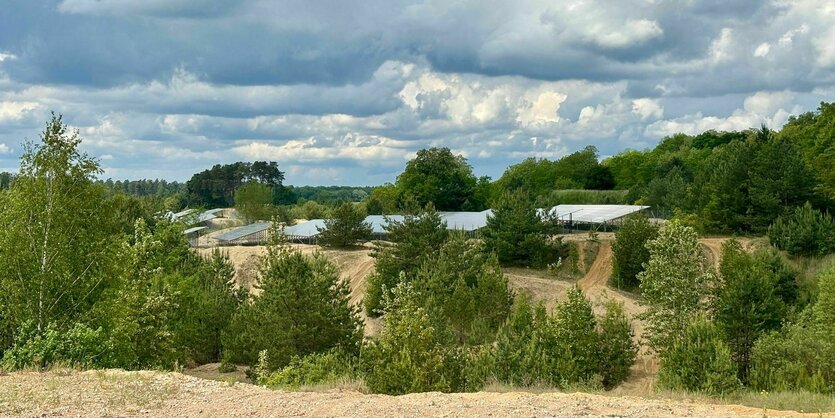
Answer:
[1,370,824,418]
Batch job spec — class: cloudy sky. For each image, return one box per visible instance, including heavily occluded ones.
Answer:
[0,0,833,185]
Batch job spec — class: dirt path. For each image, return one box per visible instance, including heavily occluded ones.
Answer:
[577,241,611,291]
[1,370,825,418]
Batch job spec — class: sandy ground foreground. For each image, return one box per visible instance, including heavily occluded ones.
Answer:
[0,370,826,418]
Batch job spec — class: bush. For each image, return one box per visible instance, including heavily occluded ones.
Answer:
[1,321,112,370]
[749,266,835,393]
[491,289,635,389]
[611,213,658,290]
[598,301,638,389]
[317,202,372,248]
[657,317,740,395]
[169,250,244,365]
[768,202,835,256]
[360,284,470,394]
[411,235,514,345]
[222,242,363,370]
[259,349,355,388]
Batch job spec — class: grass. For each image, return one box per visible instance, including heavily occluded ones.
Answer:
[544,189,630,205]
[582,240,600,274]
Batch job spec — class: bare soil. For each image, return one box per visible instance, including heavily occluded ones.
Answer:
[1,369,823,418]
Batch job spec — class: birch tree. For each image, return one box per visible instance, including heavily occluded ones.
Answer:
[0,115,114,348]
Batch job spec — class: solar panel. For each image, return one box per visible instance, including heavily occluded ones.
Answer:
[283,219,327,237]
[182,226,207,235]
[215,222,273,242]
[545,205,649,223]
[440,210,492,231]
[364,215,405,234]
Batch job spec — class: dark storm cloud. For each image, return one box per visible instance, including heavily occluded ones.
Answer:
[0,0,833,184]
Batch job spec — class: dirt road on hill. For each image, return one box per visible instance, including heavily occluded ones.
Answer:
[1,370,824,418]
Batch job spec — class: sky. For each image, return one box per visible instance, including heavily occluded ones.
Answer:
[0,0,833,186]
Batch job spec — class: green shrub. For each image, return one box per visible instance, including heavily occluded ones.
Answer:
[657,317,740,395]
[713,240,789,382]
[598,301,638,389]
[411,235,513,345]
[611,213,658,290]
[1,321,111,370]
[260,349,355,388]
[749,266,835,393]
[638,220,716,353]
[360,284,470,394]
[492,289,635,389]
[768,202,835,256]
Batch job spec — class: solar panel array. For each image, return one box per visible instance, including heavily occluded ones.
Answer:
[182,226,208,235]
[364,215,405,234]
[283,219,327,238]
[544,204,649,223]
[215,222,273,242]
[440,210,493,231]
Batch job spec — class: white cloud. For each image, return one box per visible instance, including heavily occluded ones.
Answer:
[0,101,40,122]
[0,144,10,154]
[516,91,567,127]
[631,98,664,120]
[645,90,801,137]
[591,19,663,48]
[709,28,734,64]
[233,134,414,163]
[754,42,771,57]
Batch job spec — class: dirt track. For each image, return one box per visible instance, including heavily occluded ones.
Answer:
[1,370,824,418]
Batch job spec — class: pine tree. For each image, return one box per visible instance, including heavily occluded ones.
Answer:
[222,233,362,369]
[317,202,372,248]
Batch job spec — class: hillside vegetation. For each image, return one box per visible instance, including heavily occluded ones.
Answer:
[2,108,835,415]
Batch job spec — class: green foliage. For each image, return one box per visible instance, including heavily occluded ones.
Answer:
[493,146,614,201]
[657,317,741,396]
[235,182,275,223]
[168,249,243,365]
[491,290,636,389]
[317,202,372,248]
[598,301,639,389]
[714,241,790,382]
[611,213,658,290]
[259,349,355,388]
[746,265,835,394]
[288,200,331,220]
[411,235,514,345]
[638,220,716,353]
[483,189,565,268]
[1,321,111,371]
[779,102,835,200]
[364,206,448,316]
[395,147,485,211]
[222,240,362,370]
[535,189,629,207]
[186,161,285,207]
[360,283,472,395]
[768,202,835,256]
[0,114,119,350]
